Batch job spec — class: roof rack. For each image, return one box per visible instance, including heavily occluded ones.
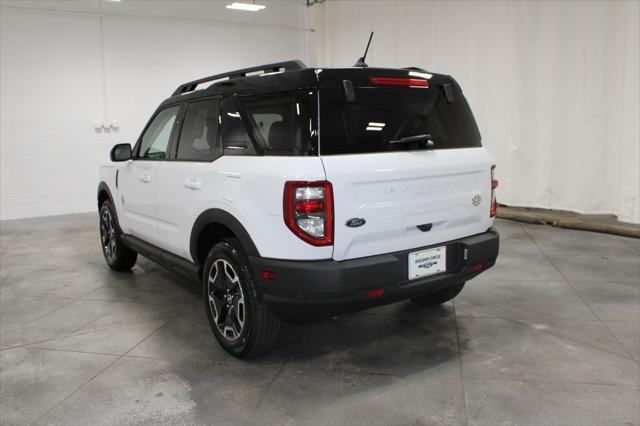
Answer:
[171,60,307,96]
[403,66,429,72]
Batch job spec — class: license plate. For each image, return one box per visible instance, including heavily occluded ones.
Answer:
[408,246,446,280]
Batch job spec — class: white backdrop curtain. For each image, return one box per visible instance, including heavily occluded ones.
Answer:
[310,0,640,224]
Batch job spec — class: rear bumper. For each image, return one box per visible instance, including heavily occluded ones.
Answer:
[249,228,499,321]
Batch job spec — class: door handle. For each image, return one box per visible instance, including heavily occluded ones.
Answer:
[182,179,202,190]
[138,174,152,183]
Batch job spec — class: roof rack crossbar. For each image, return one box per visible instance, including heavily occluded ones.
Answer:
[171,60,307,96]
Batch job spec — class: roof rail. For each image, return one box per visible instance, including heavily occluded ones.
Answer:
[171,60,307,96]
[403,66,429,72]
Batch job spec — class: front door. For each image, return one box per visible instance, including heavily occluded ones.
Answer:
[119,105,181,245]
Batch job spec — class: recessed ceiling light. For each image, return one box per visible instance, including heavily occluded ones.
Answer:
[226,2,266,11]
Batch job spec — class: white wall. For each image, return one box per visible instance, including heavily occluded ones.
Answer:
[310,0,640,224]
[0,0,309,220]
[2,0,639,224]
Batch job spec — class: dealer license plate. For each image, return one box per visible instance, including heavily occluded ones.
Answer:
[408,246,446,280]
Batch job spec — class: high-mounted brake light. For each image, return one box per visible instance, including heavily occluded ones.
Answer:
[490,165,498,217]
[284,181,334,246]
[370,77,429,87]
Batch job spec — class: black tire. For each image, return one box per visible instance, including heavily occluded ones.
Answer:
[203,238,281,358]
[411,282,465,306]
[99,200,137,271]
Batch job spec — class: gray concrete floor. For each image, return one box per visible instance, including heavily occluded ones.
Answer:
[1,214,639,426]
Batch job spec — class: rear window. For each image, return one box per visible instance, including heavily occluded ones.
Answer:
[240,90,318,156]
[319,87,481,155]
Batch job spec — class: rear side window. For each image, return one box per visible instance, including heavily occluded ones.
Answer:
[319,87,481,155]
[176,99,220,161]
[220,97,256,156]
[138,106,180,159]
[240,90,318,156]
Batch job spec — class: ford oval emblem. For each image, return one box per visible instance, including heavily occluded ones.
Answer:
[346,218,366,228]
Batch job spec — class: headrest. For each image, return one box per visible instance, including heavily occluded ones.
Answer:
[268,121,291,150]
[222,116,248,143]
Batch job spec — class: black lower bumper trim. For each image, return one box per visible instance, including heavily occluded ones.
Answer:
[249,228,499,320]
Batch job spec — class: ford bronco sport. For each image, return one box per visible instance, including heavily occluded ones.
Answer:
[98,60,500,357]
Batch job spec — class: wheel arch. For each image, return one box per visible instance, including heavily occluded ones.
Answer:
[97,182,125,234]
[190,209,260,267]
[97,182,113,208]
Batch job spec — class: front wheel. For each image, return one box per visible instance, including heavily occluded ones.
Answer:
[411,282,465,306]
[99,200,137,271]
[203,238,281,358]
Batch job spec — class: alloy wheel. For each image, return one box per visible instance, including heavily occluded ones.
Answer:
[100,209,117,262]
[207,259,246,341]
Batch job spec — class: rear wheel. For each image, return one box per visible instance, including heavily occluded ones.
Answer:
[203,238,281,358]
[99,200,137,271]
[411,282,465,306]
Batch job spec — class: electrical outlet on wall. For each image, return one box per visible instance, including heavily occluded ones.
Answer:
[94,120,120,132]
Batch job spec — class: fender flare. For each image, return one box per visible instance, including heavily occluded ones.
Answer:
[97,182,114,206]
[190,209,260,262]
[97,182,124,234]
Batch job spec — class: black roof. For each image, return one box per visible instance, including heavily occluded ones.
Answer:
[159,60,454,108]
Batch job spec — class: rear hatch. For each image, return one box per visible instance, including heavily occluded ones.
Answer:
[317,69,494,261]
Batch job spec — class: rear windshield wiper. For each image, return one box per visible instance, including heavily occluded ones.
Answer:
[388,134,435,147]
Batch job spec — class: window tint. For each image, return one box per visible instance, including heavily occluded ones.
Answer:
[220,97,255,156]
[176,99,220,161]
[319,88,481,155]
[240,91,318,156]
[138,106,180,159]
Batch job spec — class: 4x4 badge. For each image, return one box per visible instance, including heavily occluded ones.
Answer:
[472,194,481,206]
[345,218,366,228]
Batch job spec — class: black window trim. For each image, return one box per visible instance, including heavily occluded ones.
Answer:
[133,103,184,161]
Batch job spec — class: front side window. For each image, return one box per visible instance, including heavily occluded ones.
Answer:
[319,87,481,155]
[176,99,220,161]
[138,106,180,159]
[240,90,318,156]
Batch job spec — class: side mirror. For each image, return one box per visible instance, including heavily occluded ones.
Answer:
[110,144,132,162]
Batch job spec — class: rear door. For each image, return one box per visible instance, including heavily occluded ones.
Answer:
[319,81,494,261]
[154,98,223,259]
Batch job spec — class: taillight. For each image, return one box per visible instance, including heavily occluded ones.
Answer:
[490,165,498,217]
[369,77,429,87]
[283,181,334,246]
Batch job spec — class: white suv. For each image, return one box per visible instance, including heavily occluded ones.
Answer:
[98,61,500,357]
